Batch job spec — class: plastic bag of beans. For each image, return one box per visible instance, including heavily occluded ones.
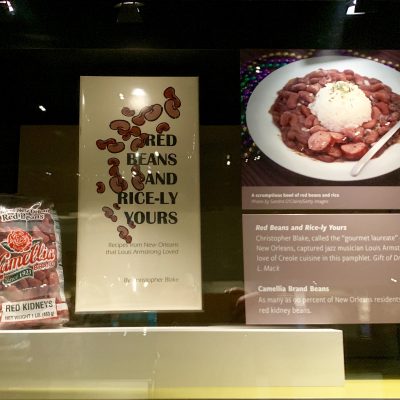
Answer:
[0,197,69,328]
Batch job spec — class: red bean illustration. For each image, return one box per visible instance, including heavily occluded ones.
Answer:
[109,175,128,193]
[96,181,106,193]
[144,104,163,121]
[96,138,117,150]
[130,126,142,137]
[164,86,181,108]
[102,206,114,219]
[109,165,119,177]
[110,120,132,140]
[156,122,170,134]
[128,221,136,229]
[132,106,150,126]
[107,142,125,153]
[125,235,132,244]
[121,107,135,117]
[130,138,143,152]
[102,206,118,222]
[117,225,129,239]
[108,157,120,167]
[164,99,180,119]
[131,165,145,191]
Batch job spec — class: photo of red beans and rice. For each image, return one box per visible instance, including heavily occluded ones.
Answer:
[246,56,400,180]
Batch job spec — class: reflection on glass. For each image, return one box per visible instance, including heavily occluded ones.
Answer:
[130,88,149,110]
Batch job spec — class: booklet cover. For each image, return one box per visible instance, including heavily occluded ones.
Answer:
[76,76,202,312]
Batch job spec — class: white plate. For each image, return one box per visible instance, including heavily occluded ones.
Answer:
[245,55,400,181]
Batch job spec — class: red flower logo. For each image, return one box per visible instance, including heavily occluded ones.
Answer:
[7,229,33,253]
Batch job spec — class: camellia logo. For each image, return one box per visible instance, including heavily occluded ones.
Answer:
[7,229,33,253]
[0,230,56,283]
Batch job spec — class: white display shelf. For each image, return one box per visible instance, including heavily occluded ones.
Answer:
[0,326,344,399]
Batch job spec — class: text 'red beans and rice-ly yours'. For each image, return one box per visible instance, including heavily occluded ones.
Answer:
[0,200,69,329]
[269,69,400,163]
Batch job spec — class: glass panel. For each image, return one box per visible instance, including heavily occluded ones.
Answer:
[1,0,400,398]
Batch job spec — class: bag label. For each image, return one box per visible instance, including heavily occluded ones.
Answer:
[1,298,57,323]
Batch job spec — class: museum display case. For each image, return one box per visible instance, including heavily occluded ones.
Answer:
[1,1,400,399]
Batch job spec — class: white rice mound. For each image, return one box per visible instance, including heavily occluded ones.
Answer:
[309,81,372,132]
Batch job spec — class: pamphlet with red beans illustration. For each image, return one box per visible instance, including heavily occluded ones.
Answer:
[76,77,201,312]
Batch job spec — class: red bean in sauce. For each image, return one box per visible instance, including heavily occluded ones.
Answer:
[269,68,400,162]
